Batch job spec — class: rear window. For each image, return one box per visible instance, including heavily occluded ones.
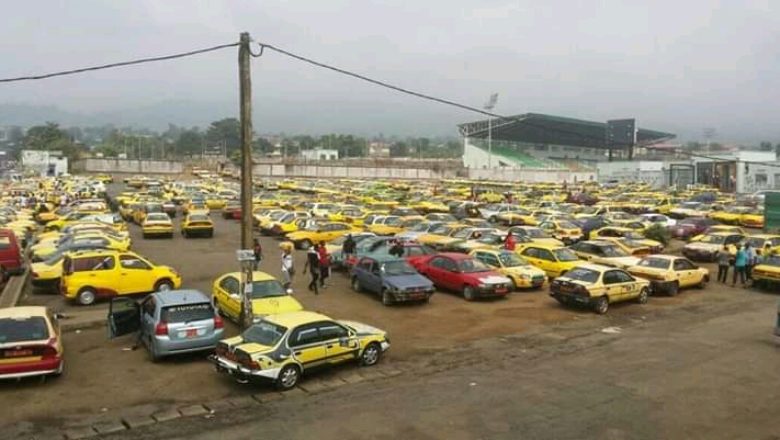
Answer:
[0,317,49,343]
[161,303,214,323]
[564,268,600,283]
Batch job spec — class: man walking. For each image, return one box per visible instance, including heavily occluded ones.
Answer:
[343,234,356,259]
[733,244,747,287]
[280,241,294,289]
[744,243,757,281]
[317,242,330,288]
[303,246,320,295]
[716,244,730,283]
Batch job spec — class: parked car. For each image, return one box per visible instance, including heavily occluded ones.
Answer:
[181,213,214,238]
[0,228,24,281]
[350,255,434,305]
[108,290,224,361]
[469,249,546,290]
[668,217,717,241]
[142,213,174,239]
[212,271,303,323]
[549,264,650,314]
[627,255,709,296]
[0,306,64,379]
[413,253,512,301]
[681,232,744,262]
[209,311,389,389]
[516,243,583,279]
[568,240,641,269]
[752,253,780,290]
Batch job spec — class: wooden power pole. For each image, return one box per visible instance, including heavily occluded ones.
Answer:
[238,32,254,329]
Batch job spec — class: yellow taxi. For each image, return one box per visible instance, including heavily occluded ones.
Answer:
[205,193,228,210]
[31,231,132,262]
[537,219,583,244]
[627,255,709,296]
[549,263,650,314]
[470,249,546,290]
[212,271,303,323]
[254,209,287,231]
[181,213,215,238]
[45,207,109,231]
[507,226,564,247]
[31,252,70,292]
[269,212,312,235]
[739,210,764,229]
[61,249,182,305]
[590,226,663,252]
[141,212,174,238]
[368,216,423,236]
[682,232,744,261]
[744,234,780,256]
[752,253,780,289]
[286,222,360,250]
[690,225,746,242]
[183,200,209,216]
[516,243,583,278]
[0,306,64,379]
[709,206,751,225]
[415,224,470,249]
[568,240,641,269]
[210,311,389,390]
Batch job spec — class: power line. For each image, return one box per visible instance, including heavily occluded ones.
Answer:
[0,42,239,83]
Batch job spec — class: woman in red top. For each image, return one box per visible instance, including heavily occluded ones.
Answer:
[317,242,331,288]
[504,233,516,251]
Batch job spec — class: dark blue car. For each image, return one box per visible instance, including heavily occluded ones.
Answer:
[351,254,434,306]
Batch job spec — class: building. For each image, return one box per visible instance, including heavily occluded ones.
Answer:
[21,150,68,176]
[368,141,390,158]
[458,113,674,171]
[300,148,339,161]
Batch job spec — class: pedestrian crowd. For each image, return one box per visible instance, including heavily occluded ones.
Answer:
[716,242,762,287]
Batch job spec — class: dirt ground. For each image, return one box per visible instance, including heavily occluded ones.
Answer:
[4,187,767,431]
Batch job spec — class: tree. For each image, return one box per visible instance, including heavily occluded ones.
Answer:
[390,141,409,157]
[175,128,204,157]
[22,122,85,160]
[759,141,773,151]
[205,118,241,153]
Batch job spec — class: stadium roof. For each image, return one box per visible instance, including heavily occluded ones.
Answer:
[457,113,675,149]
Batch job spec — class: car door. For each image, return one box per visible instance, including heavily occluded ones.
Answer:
[422,256,447,287]
[357,258,380,294]
[217,275,241,319]
[108,297,141,338]
[288,323,328,369]
[602,270,628,302]
[673,258,697,287]
[605,269,638,302]
[536,249,559,277]
[139,295,157,342]
[520,247,544,271]
[318,321,359,364]
[118,254,154,294]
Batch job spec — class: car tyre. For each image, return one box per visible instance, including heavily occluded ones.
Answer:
[637,287,649,304]
[510,277,519,291]
[360,342,382,366]
[148,341,161,363]
[463,286,476,301]
[381,289,393,306]
[276,364,301,390]
[594,296,609,314]
[696,276,708,289]
[77,288,97,306]
[351,277,362,293]
[667,281,679,297]
[155,279,173,292]
[51,360,64,377]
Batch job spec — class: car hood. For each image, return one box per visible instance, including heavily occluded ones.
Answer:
[464,272,512,285]
[603,256,641,268]
[251,295,303,316]
[684,242,719,251]
[339,320,386,336]
[504,265,545,277]
[384,273,433,289]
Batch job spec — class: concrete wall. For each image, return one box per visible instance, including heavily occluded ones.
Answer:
[72,158,184,174]
[467,168,596,183]
[252,163,461,180]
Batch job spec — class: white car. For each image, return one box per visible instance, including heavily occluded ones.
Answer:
[640,213,676,227]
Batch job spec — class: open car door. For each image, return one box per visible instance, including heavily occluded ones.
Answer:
[108,297,141,338]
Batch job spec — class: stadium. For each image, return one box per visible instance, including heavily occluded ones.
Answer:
[458,113,675,172]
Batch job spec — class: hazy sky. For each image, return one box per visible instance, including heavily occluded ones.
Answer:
[1,0,779,142]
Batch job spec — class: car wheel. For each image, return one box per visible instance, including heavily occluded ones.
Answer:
[381,289,393,306]
[510,277,519,291]
[667,281,679,297]
[300,240,312,250]
[51,360,64,377]
[696,276,708,289]
[594,296,609,314]
[276,364,301,390]
[637,287,649,304]
[77,288,97,306]
[0,266,7,283]
[360,342,382,366]
[463,286,476,301]
[148,341,161,363]
[351,277,362,293]
[155,279,173,292]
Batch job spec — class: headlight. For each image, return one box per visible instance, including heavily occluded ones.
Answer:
[478,283,487,289]
[520,274,531,280]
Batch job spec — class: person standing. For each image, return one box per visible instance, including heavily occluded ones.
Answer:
[504,233,516,251]
[280,241,294,289]
[744,243,757,281]
[732,245,747,287]
[343,234,356,259]
[252,238,263,270]
[303,247,320,294]
[317,242,330,288]
[389,240,404,258]
[716,244,730,283]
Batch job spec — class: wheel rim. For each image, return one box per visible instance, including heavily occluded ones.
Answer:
[80,290,95,305]
[363,345,379,365]
[158,282,171,292]
[382,291,391,305]
[352,279,360,291]
[464,288,473,299]
[597,298,608,313]
[281,367,298,387]
[639,289,648,303]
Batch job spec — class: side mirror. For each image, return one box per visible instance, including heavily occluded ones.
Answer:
[53,313,66,320]
[339,336,350,347]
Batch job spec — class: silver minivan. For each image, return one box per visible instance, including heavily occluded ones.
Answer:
[108,290,224,361]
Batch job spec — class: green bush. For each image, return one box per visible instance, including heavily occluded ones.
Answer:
[643,223,671,245]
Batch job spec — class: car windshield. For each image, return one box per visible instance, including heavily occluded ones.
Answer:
[637,257,671,269]
[43,252,65,265]
[498,252,529,267]
[601,245,629,257]
[558,221,578,229]
[452,228,472,239]
[458,258,491,273]
[410,223,432,232]
[383,260,418,275]
[700,235,726,244]
[563,267,600,284]
[161,303,213,323]
[189,214,210,222]
[745,238,766,248]
[477,234,503,244]
[762,255,780,267]
[384,217,402,226]
[523,228,548,238]
[0,317,49,343]
[554,248,579,262]
[251,280,288,298]
[146,213,169,221]
[242,321,287,347]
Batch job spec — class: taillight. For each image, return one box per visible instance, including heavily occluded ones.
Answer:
[41,338,59,359]
[214,314,224,329]
[155,321,168,336]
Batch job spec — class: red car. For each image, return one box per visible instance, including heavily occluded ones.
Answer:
[413,252,513,301]
[668,217,716,240]
[0,229,24,281]
[222,202,242,220]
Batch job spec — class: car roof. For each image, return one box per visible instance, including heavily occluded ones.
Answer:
[361,253,406,263]
[154,289,211,306]
[0,306,48,319]
[522,242,564,250]
[435,252,472,260]
[642,254,677,261]
[575,263,616,272]
[220,271,277,282]
[265,311,332,327]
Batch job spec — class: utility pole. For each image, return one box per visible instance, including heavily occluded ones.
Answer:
[238,32,254,330]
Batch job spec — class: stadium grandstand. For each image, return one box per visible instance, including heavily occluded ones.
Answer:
[458,113,675,171]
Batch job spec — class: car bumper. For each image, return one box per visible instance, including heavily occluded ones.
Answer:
[476,285,510,297]
[143,228,173,235]
[550,290,596,306]
[154,331,223,356]
[390,289,434,302]
[209,355,282,381]
[514,277,546,289]
[0,357,62,380]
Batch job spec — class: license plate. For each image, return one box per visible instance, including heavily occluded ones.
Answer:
[5,349,33,357]
[186,329,197,338]
[495,287,508,294]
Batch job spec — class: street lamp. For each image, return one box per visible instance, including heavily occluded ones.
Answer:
[484,93,499,169]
